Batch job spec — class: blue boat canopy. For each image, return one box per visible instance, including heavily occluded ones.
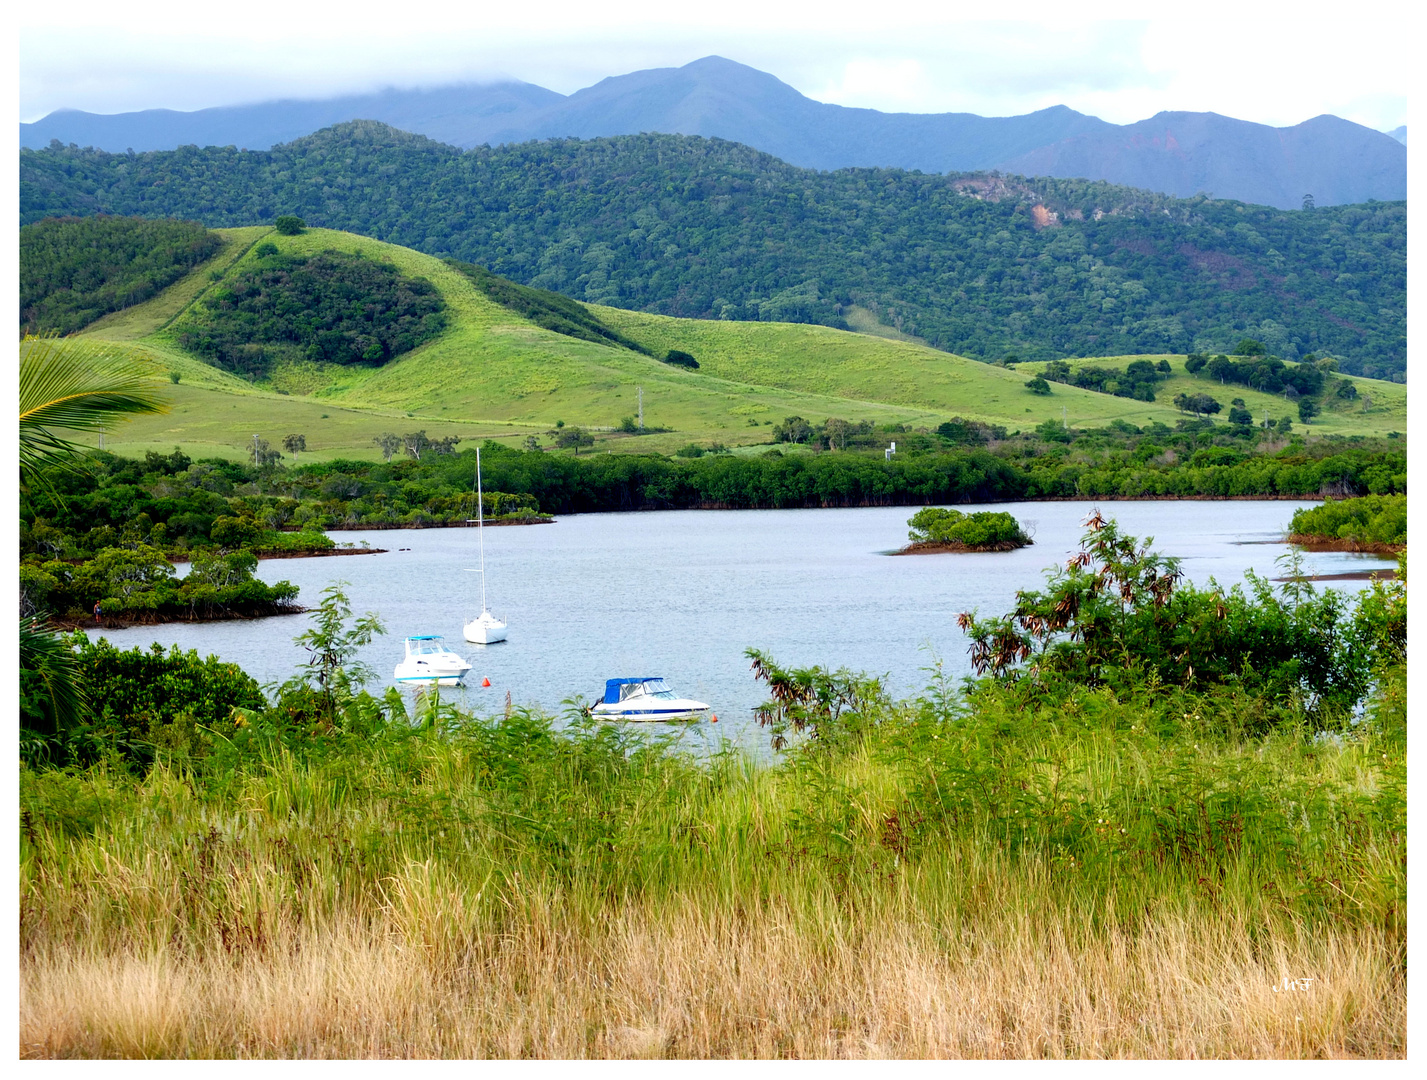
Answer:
[603,677,661,704]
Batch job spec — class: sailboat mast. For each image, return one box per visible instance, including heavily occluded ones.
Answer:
[476,447,488,613]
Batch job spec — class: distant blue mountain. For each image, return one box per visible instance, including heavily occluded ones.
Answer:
[21,56,1405,210]
[1387,125,1406,144]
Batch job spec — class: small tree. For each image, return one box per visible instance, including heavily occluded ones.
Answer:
[374,432,402,462]
[402,431,432,460]
[274,215,306,235]
[282,582,384,727]
[555,426,595,454]
[1298,397,1320,424]
[249,437,282,468]
[282,433,306,459]
[1024,376,1052,395]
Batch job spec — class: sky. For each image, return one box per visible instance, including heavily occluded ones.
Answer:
[15,0,1412,132]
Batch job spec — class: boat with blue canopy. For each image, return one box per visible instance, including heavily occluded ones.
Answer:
[589,677,710,722]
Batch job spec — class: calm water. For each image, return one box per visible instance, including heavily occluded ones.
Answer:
[95,501,1395,753]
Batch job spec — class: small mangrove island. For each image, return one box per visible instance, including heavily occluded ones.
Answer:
[1287,493,1406,554]
[895,507,1033,554]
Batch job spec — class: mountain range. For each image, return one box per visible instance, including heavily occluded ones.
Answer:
[21,56,1405,210]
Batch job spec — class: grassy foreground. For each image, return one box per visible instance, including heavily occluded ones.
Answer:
[20,667,1405,1058]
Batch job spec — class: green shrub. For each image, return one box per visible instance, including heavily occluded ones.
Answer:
[907,507,1029,548]
[274,215,306,235]
[1289,495,1406,547]
[957,512,1388,726]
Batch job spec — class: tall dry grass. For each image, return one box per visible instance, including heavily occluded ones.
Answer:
[19,677,1406,1058]
[21,874,1402,1058]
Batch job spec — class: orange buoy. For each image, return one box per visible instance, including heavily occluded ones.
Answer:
[710,713,718,723]
[481,677,491,687]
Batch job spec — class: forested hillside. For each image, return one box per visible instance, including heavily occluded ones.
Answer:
[171,246,447,377]
[21,123,1405,378]
[20,214,221,335]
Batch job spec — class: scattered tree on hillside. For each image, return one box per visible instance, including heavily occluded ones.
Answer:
[249,437,281,468]
[374,432,401,461]
[554,426,595,454]
[274,215,306,235]
[1172,392,1222,417]
[282,433,306,459]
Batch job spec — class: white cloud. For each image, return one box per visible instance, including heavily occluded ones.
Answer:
[17,1,1409,130]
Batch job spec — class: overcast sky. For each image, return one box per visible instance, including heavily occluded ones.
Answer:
[18,0,1409,132]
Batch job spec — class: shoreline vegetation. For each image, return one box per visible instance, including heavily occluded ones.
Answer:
[19,522,1407,1058]
[894,538,1031,555]
[21,437,1402,625]
[1283,536,1405,555]
[51,605,308,632]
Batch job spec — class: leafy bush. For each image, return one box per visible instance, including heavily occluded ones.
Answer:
[172,249,447,377]
[28,635,269,768]
[274,215,306,235]
[663,349,699,369]
[956,511,1390,726]
[1024,376,1051,395]
[20,214,221,334]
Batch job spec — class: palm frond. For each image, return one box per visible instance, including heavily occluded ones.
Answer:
[19,616,88,736]
[19,335,170,486]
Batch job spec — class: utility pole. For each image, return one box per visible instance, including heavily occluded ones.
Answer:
[1062,406,1067,430]
[637,387,644,432]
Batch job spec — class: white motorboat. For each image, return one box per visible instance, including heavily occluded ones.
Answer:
[589,678,711,722]
[393,635,472,686]
[464,446,508,645]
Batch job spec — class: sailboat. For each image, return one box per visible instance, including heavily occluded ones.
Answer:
[464,446,508,644]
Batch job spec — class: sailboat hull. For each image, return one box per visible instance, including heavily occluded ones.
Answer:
[464,612,508,644]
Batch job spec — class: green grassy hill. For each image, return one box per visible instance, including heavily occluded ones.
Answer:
[72,226,1406,462]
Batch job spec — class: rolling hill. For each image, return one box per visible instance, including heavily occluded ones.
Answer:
[20,56,1406,209]
[65,225,1405,463]
[21,126,1407,380]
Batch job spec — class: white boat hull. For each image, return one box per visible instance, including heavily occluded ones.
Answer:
[464,610,508,644]
[394,639,472,687]
[590,698,710,722]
